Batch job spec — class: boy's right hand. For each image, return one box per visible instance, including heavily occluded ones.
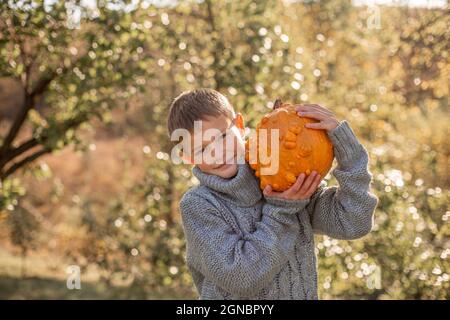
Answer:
[263,171,321,201]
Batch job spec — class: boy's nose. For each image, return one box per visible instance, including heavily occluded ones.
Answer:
[221,136,237,161]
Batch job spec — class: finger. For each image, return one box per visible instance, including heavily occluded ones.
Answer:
[306,120,338,131]
[297,111,328,121]
[263,185,273,196]
[286,173,306,195]
[298,171,318,194]
[305,173,321,196]
[304,122,328,130]
[297,107,334,118]
[295,104,315,113]
[264,185,284,198]
[299,110,334,122]
[296,104,334,116]
[303,104,334,115]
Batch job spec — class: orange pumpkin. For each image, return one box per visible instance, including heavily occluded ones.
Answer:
[245,99,334,192]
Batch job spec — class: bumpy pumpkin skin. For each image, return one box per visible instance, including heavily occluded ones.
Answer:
[245,102,334,192]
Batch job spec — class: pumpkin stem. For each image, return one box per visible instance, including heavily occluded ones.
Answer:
[273,98,283,109]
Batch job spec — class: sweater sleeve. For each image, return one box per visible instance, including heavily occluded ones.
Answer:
[305,120,378,240]
[180,191,309,297]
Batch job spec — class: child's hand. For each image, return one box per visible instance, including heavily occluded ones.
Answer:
[263,171,321,201]
[295,104,340,132]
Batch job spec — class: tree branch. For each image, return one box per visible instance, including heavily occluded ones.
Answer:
[30,70,58,97]
[0,69,60,157]
[0,138,39,168]
[0,94,33,156]
[0,148,50,180]
[0,108,90,178]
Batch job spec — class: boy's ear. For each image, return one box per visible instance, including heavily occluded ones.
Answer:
[235,112,245,131]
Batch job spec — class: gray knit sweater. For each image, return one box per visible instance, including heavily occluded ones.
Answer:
[179,120,378,300]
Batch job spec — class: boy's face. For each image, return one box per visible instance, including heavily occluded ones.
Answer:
[185,113,245,178]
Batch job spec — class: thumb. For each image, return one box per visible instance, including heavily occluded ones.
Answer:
[263,185,273,196]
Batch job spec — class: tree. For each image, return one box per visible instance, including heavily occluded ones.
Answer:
[0,0,153,195]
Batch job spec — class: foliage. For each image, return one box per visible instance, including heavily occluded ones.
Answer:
[0,0,153,199]
[0,0,448,299]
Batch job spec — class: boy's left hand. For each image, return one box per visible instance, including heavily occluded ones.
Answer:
[295,104,340,131]
[263,171,321,201]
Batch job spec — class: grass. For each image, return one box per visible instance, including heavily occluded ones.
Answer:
[0,247,193,299]
[0,275,122,299]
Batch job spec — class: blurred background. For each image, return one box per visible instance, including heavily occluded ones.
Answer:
[0,0,448,299]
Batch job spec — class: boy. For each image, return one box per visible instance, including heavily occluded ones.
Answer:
[167,88,378,299]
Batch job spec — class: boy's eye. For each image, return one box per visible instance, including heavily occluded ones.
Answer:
[209,132,227,146]
[199,131,229,155]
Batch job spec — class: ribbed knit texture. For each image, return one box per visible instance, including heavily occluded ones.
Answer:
[179,120,378,299]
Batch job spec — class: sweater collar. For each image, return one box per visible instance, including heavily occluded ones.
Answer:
[192,162,262,206]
